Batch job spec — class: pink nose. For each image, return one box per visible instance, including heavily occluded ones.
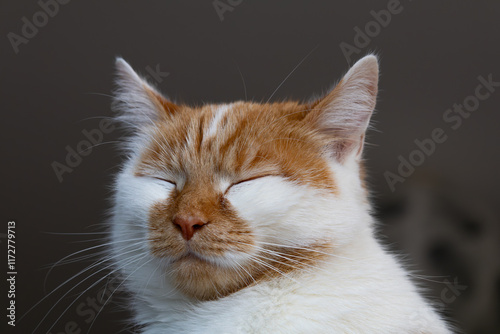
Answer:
[173,216,207,241]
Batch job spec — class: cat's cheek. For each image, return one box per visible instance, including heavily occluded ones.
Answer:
[225,177,320,243]
[225,177,290,223]
[115,168,175,229]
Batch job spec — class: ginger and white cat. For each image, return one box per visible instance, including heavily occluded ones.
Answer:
[109,55,451,333]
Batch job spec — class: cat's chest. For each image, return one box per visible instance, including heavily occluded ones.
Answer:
[142,275,363,333]
[144,285,330,334]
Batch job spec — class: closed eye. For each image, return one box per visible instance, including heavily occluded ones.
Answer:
[151,176,176,187]
[226,174,277,193]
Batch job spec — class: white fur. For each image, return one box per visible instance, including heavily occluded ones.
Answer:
[109,153,451,334]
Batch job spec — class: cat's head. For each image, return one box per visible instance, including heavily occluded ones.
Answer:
[110,55,379,300]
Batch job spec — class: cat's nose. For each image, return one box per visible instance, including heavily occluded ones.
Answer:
[173,216,207,241]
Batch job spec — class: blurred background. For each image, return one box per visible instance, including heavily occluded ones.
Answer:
[1,0,499,333]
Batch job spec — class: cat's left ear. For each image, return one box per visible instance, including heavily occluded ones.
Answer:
[306,55,379,163]
[112,58,178,130]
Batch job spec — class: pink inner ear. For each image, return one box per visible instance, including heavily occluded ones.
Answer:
[329,134,364,163]
[305,56,379,162]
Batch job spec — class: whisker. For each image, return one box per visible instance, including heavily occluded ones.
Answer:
[233,261,257,285]
[21,242,143,324]
[255,240,354,261]
[83,92,114,99]
[42,231,109,235]
[250,249,335,277]
[265,45,319,104]
[246,254,300,284]
[76,141,122,155]
[42,238,144,292]
[39,253,147,334]
[41,251,107,269]
[236,240,341,267]
[140,260,161,296]
[86,257,155,334]
[233,61,248,101]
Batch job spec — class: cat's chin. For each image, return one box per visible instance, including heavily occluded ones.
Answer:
[168,248,244,268]
[166,252,252,301]
[157,242,333,301]
[173,251,208,264]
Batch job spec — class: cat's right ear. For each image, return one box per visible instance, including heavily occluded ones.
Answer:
[305,55,379,163]
[112,58,177,130]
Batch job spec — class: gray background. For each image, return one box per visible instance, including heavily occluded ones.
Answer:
[1,0,499,333]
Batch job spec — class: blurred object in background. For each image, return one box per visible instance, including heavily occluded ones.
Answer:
[375,172,500,334]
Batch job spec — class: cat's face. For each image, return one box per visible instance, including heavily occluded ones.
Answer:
[111,56,378,300]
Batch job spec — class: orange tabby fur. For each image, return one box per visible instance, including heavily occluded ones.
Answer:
[135,100,337,300]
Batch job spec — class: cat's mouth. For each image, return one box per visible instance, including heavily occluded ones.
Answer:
[178,250,205,262]
[170,246,248,270]
[172,247,217,265]
[165,246,254,301]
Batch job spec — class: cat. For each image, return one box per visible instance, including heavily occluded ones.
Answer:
[108,55,452,333]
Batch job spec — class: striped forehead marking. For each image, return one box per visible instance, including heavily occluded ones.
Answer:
[205,104,231,139]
